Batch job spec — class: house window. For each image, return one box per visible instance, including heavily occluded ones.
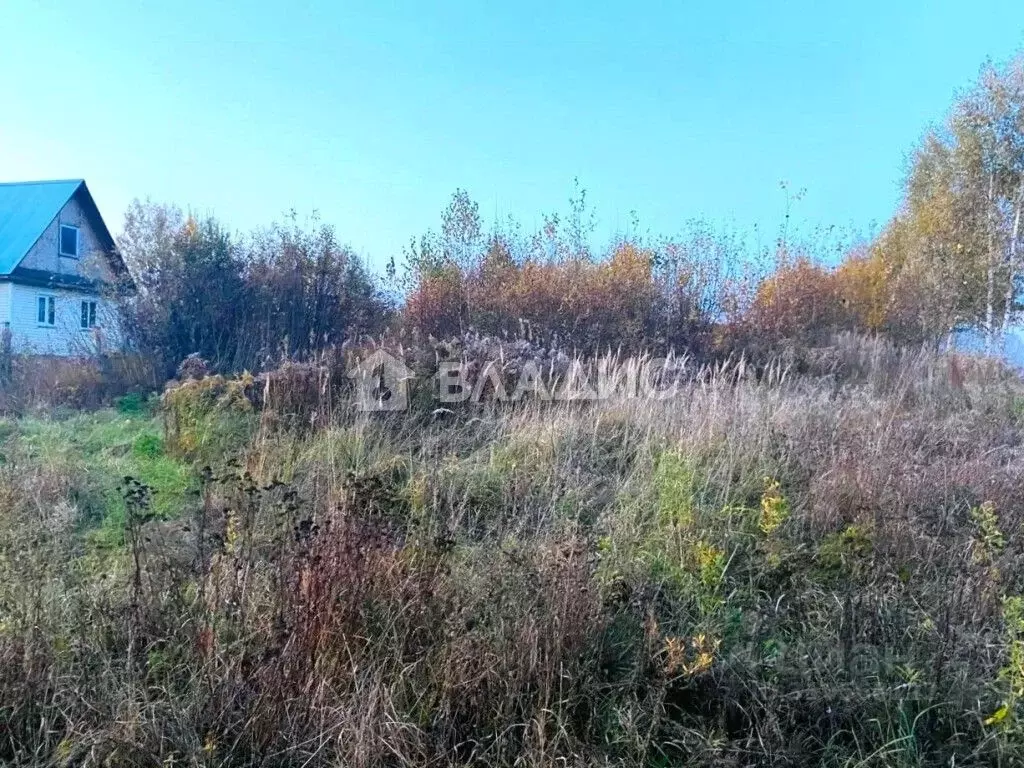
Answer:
[37,296,56,326]
[59,225,79,258]
[81,300,98,329]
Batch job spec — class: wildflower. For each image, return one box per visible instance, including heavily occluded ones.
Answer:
[759,477,789,536]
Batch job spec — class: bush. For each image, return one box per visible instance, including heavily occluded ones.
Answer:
[405,246,671,352]
[161,373,258,463]
[728,257,850,353]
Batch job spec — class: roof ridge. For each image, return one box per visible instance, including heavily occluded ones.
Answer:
[0,179,84,187]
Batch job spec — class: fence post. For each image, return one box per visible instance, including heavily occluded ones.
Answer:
[0,323,12,388]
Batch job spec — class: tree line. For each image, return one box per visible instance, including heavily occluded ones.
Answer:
[115,50,1024,374]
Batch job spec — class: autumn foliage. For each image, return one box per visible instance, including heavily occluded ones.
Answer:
[408,242,661,350]
[404,216,916,359]
[741,258,846,345]
[722,247,939,354]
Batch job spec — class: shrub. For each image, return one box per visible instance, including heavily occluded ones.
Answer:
[834,250,891,331]
[161,373,257,463]
[734,257,849,351]
[406,250,665,352]
[404,263,467,338]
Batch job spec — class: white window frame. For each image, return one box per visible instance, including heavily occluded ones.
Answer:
[59,224,79,258]
[37,295,56,327]
[81,299,98,329]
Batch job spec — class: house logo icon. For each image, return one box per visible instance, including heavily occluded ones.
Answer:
[347,349,415,412]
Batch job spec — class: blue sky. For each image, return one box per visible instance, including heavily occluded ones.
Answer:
[1,1,1022,270]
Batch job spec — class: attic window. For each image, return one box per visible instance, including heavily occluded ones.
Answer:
[59,225,79,258]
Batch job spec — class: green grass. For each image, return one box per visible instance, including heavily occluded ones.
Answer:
[8,409,196,546]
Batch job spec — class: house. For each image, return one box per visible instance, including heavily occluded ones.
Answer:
[0,179,131,356]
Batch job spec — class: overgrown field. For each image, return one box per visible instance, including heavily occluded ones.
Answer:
[4,337,1024,766]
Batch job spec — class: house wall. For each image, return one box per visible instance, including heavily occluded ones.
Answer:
[2,283,123,356]
[19,191,115,281]
[0,284,10,328]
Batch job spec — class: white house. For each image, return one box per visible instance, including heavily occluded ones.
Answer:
[0,179,131,356]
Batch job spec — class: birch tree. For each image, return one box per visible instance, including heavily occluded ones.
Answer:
[877,53,1024,344]
[955,57,1024,342]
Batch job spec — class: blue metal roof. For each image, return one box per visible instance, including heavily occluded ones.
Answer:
[0,179,84,275]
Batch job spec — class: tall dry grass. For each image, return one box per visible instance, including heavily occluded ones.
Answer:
[2,334,1024,766]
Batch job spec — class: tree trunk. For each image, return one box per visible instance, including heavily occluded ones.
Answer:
[1002,185,1023,334]
[986,172,996,350]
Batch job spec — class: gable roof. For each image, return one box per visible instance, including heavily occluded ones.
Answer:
[0,179,129,285]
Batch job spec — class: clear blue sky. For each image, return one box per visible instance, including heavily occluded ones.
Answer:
[1,1,1022,270]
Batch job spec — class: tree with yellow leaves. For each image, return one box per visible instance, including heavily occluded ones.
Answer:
[871,53,1024,345]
